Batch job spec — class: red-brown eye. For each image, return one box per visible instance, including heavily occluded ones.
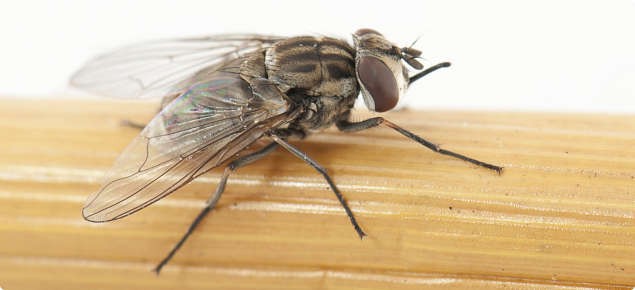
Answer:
[354,28,383,36]
[358,56,399,112]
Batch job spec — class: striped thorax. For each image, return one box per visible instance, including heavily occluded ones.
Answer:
[264,36,360,132]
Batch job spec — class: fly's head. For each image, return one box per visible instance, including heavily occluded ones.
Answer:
[353,29,424,112]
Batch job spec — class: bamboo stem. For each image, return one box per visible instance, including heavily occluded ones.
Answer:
[0,99,634,289]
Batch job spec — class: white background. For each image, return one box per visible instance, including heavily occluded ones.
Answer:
[0,0,634,113]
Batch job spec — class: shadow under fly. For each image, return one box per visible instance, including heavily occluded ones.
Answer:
[71,28,503,275]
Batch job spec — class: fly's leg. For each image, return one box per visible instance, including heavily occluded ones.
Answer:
[336,118,503,174]
[267,132,367,240]
[122,97,176,130]
[152,141,280,275]
[120,119,146,129]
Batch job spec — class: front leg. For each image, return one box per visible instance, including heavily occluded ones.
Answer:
[337,118,503,174]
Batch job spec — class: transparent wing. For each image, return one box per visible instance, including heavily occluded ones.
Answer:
[71,34,284,99]
[82,70,292,222]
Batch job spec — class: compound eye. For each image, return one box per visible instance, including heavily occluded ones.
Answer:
[354,28,383,36]
[358,56,399,112]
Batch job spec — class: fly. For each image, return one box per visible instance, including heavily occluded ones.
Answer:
[71,29,503,275]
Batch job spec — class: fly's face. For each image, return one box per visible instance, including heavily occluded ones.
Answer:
[353,29,424,112]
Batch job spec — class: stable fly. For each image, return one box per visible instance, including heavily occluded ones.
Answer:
[71,29,503,274]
